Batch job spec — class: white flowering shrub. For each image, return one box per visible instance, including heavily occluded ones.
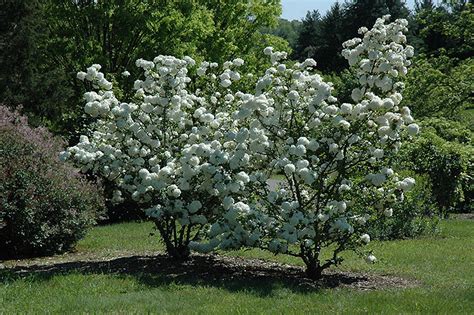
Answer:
[64,16,418,277]
[64,55,254,259]
[198,16,418,279]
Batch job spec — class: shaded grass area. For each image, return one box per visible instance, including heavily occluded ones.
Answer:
[1,219,473,314]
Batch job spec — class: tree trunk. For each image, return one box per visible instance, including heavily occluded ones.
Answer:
[166,244,191,261]
[156,220,191,261]
[305,260,323,280]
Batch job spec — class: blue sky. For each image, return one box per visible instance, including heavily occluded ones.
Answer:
[281,0,416,21]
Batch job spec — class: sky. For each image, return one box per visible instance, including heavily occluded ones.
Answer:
[281,0,416,21]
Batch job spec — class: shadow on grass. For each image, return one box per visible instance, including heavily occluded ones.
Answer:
[0,254,378,296]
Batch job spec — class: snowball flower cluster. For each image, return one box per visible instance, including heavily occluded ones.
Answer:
[202,16,417,279]
[64,16,417,279]
[65,53,257,258]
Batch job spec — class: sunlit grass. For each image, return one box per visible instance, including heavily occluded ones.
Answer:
[1,219,473,314]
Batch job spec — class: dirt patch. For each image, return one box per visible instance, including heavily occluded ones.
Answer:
[450,213,474,220]
[0,253,418,291]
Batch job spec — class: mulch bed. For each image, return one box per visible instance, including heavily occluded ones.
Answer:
[450,213,474,220]
[0,252,419,291]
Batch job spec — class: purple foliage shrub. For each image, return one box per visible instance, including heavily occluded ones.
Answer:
[0,106,105,257]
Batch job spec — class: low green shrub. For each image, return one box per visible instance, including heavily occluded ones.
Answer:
[0,106,105,257]
[366,174,440,240]
[400,119,473,214]
[347,171,439,241]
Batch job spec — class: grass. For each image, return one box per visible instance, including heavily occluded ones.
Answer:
[1,219,473,314]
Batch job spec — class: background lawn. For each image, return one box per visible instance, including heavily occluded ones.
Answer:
[1,219,473,314]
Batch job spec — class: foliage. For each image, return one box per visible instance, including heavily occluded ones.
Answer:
[65,17,417,279]
[325,68,360,104]
[420,117,473,144]
[261,18,302,49]
[400,118,474,214]
[0,0,281,140]
[101,197,145,224]
[0,106,105,257]
[366,174,439,240]
[412,2,474,59]
[402,55,474,120]
[0,0,67,129]
[43,0,281,73]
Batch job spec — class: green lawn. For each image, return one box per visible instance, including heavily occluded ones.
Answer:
[1,219,473,314]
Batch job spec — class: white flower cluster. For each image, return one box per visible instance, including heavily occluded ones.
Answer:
[65,53,261,256]
[64,17,418,275]
[200,17,418,271]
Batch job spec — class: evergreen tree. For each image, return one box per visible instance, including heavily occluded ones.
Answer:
[414,0,435,12]
[311,3,346,72]
[293,10,321,60]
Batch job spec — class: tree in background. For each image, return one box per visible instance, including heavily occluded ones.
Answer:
[343,0,409,35]
[399,1,474,217]
[0,0,282,140]
[307,2,346,72]
[0,1,65,127]
[402,56,474,122]
[412,1,473,59]
[261,18,302,49]
[0,0,34,107]
[293,10,321,61]
[414,0,435,11]
[403,2,473,124]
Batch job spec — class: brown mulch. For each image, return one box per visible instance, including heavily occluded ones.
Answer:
[0,252,419,291]
[450,213,474,220]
